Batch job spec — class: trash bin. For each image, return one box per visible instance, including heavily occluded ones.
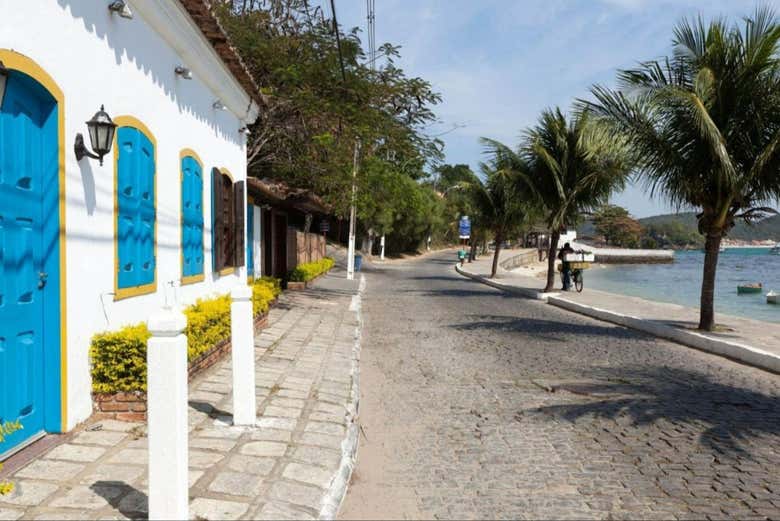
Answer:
[354,254,363,271]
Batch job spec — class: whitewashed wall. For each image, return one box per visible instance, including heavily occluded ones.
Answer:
[2,0,257,428]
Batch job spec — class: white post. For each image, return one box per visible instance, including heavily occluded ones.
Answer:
[347,140,360,280]
[147,309,188,521]
[231,285,256,425]
[380,234,385,260]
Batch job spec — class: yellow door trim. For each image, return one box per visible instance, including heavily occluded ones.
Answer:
[0,49,68,432]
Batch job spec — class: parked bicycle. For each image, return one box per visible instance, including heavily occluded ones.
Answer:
[559,264,584,292]
[558,249,593,293]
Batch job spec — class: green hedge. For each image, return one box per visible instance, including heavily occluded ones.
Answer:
[288,257,335,282]
[90,278,281,393]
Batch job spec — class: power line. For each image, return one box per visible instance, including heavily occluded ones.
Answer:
[329,0,347,83]
[366,0,376,70]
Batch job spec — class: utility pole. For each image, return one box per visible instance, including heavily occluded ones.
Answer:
[347,139,360,280]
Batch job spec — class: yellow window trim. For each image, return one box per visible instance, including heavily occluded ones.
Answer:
[179,149,205,286]
[181,273,205,286]
[219,167,234,182]
[113,115,158,302]
[247,275,255,284]
[0,49,68,432]
[219,267,236,276]
[115,282,157,301]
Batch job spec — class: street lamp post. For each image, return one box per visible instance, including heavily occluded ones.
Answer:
[347,139,361,280]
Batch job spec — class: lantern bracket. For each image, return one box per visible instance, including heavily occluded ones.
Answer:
[74,133,102,164]
[74,105,116,166]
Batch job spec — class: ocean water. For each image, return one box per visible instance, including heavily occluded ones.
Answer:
[585,248,780,323]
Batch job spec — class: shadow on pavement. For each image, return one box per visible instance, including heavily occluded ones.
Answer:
[529,366,780,458]
[408,275,461,282]
[451,314,643,341]
[189,400,232,421]
[90,480,147,519]
[402,289,514,299]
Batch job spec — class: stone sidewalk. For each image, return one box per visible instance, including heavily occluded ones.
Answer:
[0,272,362,520]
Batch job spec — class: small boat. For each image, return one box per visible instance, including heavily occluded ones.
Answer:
[770,243,780,255]
[737,283,763,294]
[768,291,779,304]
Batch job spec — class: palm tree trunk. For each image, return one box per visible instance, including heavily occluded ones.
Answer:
[468,238,477,262]
[544,230,561,292]
[698,231,723,331]
[490,232,503,278]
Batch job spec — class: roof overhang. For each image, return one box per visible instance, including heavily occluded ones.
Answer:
[247,177,331,216]
[133,0,261,124]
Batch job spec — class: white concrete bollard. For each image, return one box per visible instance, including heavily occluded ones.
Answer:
[147,308,188,521]
[231,285,256,425]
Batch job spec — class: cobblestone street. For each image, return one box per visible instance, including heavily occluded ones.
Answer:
[341,252,780,520]
[0,273,360,520]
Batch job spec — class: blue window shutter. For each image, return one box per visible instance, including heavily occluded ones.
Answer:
[137,132,155,286]
[193,162,204,274]
[181,158,192,276]
[117,127,138,289]
[117,126,155,290]
[247,203,254,276]
[181,156,203,277]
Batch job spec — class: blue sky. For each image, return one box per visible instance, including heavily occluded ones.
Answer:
[321,0,778,217]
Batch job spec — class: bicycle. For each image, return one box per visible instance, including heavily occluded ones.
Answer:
[559,265,584,292]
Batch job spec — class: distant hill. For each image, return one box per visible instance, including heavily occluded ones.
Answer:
[638,212,780,242]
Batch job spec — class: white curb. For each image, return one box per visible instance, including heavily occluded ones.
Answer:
[319,274,365,520]
[455,263,553,300]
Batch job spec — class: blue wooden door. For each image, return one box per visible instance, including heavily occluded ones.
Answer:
[246,203,254,278]
[0,71,61,457]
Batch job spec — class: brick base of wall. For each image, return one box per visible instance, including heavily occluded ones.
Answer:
[91,308,271,422]
[92,391,148,422]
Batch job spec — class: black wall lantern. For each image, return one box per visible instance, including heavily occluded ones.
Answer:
[75,105,117,166]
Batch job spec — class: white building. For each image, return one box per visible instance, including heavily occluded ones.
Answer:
[0,0,261,457]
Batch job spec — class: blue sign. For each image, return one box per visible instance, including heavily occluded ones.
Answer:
[458,216,471,239]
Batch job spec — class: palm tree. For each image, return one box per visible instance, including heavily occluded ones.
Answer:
[585,7,780,331]
[518,108,633,292]
[465,152,531,278]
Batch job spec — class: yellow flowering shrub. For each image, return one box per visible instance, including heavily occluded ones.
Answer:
[90,324,150,393]
[289,257,335,282]
[0,421,22,495]
[90,278,282,393]
[184,294,231,361]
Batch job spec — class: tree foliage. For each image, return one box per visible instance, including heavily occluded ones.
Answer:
[483,108,632,291]
[593,205,644,248]
[215,0,443,219]
[465,148,536,278]
[585,6,780,329]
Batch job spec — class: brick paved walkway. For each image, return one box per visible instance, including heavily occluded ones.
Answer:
[0,273,360,520]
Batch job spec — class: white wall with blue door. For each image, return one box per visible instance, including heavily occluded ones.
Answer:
[0,0,260,453]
